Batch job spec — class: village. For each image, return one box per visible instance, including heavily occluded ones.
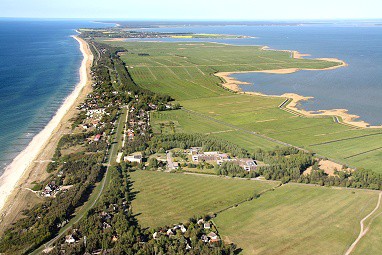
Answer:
[64,215,223,251]
[121,146,258,174]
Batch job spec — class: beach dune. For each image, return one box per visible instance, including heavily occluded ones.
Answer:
[0,36,93,218]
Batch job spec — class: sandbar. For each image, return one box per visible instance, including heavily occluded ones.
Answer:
[215,58,380,129]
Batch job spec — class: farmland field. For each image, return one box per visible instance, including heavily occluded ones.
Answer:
[214,184,380,255]
[99,40,382,173]
[129,171,278,228]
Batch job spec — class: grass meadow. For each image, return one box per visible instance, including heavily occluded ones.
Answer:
[214,184,380,255]
[129,171,278,228]
[99,40,382,173]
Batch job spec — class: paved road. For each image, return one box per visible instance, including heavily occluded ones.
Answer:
[166,151,174,172]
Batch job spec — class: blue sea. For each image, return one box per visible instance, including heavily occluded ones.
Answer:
[0,20,112,174]
[131,22,382,126]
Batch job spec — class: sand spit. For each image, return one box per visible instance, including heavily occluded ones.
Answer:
[215,70,381,129]
[0,36,93,218]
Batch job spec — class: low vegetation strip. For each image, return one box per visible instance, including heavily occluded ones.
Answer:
[344,147,382,159]
[309,132,382,147]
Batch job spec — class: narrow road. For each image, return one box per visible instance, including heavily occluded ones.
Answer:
[166,151,174,172]
[344,191,382,255]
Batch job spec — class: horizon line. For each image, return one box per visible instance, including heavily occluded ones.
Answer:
[1,17,382,22]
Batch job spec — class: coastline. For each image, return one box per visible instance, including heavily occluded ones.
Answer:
[215,55,380,129]
[0,35,94,226]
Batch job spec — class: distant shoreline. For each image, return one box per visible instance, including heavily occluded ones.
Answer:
[215,50,381,129]
[0,35,94,220]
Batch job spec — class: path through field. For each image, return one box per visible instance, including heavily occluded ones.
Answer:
[345,191,382,255]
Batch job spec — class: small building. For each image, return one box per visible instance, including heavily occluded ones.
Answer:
[204,222,211,229]
[167,229,174,236]
[201,234,209,243]
[65,235,76,244]
[180,225,187,233]
[197,218,204,225]
[192,151,229,163]
[239,159,257,171]
[124,153,143,164]
[94,134,101,142]
[208,232,220,243]
[103,222,112,229]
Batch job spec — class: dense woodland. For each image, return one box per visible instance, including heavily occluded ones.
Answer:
[254,148,382,189]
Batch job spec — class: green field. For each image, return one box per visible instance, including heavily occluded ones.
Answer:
[214,184,380,255]
[129,171,278,228]
[129,171,382,254]
[99,40,382,173]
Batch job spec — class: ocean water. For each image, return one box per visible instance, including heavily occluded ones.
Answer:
[133,23,382,126]
[0,20,111,174]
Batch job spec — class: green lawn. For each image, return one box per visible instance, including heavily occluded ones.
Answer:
[129,171,278,228]
[214,184,380,255]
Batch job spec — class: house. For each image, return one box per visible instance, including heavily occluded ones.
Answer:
[65,235,76,244]
[204,222,211,229]
[173,224,187,233]
[172,162,179,169]
[153,232,159,240]
[207,232,220,243]
[167,229,174,236]
[94,134,101,142]
[201,234,209,243]
[124,153,143,164]
[180,225,187,233]
[103,222,112,229]
[197,218,204,225]
[238,159,257,171]
[100,211,112,220]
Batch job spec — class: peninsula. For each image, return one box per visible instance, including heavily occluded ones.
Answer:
[1,28,382,255]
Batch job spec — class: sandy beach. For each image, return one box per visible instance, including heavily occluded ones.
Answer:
[0,35,94,228]
[215,58,381,129]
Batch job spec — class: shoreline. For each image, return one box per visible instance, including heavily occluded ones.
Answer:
[215,56,380,129]
[0,35,94,223]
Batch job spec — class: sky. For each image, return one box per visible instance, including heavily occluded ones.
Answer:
[1,0,382,20]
